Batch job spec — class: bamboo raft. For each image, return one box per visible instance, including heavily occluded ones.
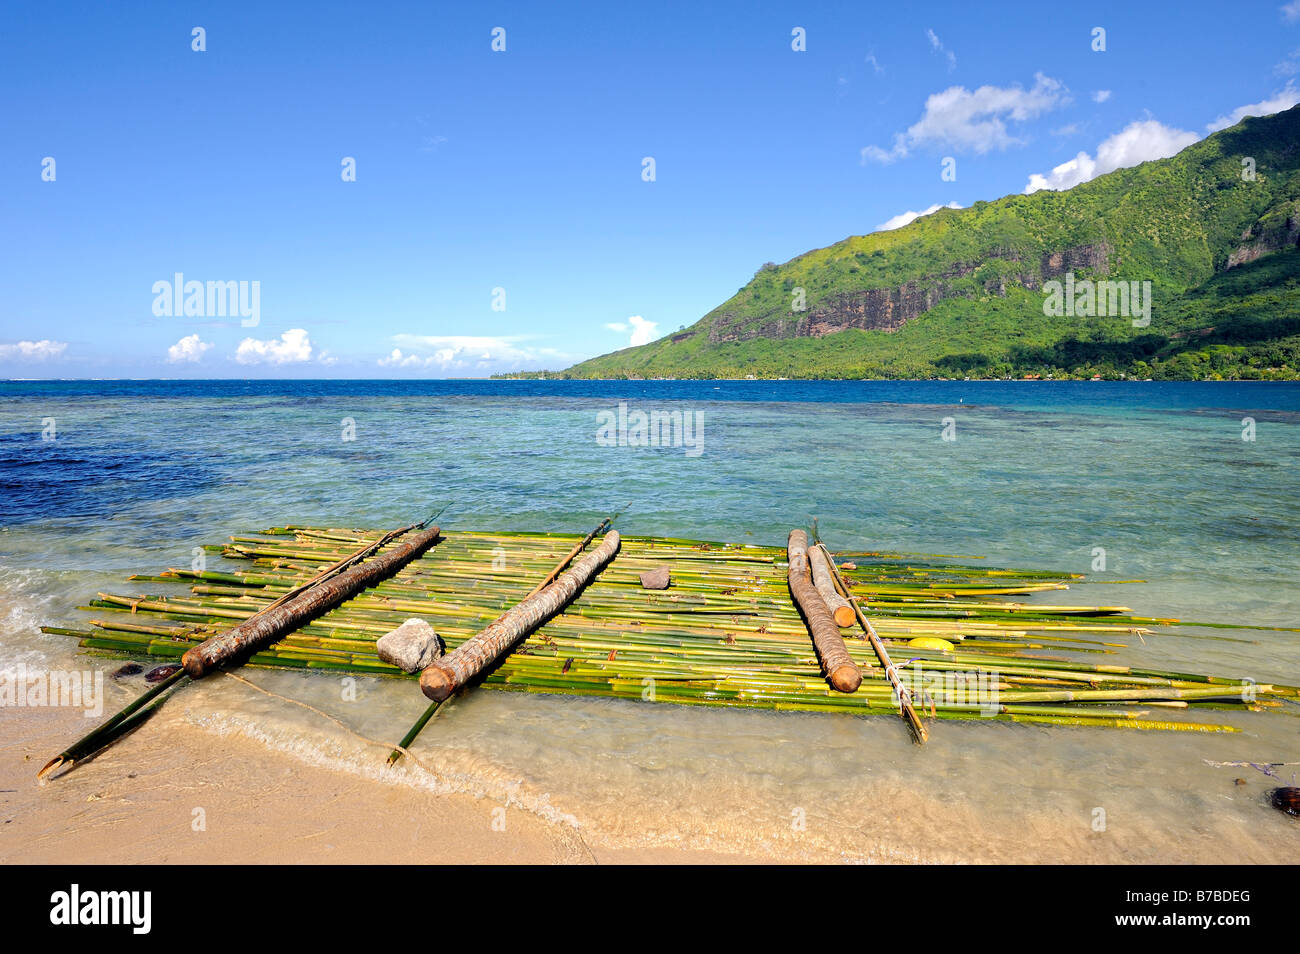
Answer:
[39,524,1299,749]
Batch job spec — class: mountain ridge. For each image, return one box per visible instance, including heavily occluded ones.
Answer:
[531,105,1300,381]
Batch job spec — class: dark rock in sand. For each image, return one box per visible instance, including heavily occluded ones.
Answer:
[639,567,671,590]
[112,663,144,678]
[145,664,182,683]
[1269,786,1300,817]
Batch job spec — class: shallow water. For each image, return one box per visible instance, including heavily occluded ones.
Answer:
[2,380,1298,860]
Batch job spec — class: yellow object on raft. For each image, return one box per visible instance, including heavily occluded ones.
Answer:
[907,636,955,652]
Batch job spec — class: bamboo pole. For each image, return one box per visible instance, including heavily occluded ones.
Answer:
[787,531,862,693]
[521,511,621,600]
[419,532,622,702]
[37,670,186,779]
[817,542,928,743]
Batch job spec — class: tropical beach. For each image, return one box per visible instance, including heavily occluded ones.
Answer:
[2,380,1297,865]
[2,1,1299,904]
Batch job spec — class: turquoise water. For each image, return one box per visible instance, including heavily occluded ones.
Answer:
[2,381,1298,860]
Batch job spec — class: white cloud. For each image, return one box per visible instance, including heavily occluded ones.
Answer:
[234,328,313,365]
[865,52,884,74]
[627,316,658,346]
[1092,90,1111,103]
[1206,83,1300,131]
[862,73,1068,162]
[1024,119,1198,193]
[382,334,572,373]
[876,201,963,232]
[166,333,211,363]
[602,319,658,345]
[925,29,956,71]
[0,339,67,361]
[378,348,428,369]
[1283,1,1300,22]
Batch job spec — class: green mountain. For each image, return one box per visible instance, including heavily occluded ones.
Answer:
[549,105,1300,380]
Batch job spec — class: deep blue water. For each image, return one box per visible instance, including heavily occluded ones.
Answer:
[5,378,1300,411]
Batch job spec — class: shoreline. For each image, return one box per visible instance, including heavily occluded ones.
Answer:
[6,694,1296,866]
[3,707,762,865]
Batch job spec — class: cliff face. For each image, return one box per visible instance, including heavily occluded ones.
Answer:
[1227,199,1300,268]
[705,242,1112,343]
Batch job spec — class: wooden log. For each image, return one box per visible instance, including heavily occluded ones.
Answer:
[182,525,443,678]
[787,530,862,693]
[809,545,856,627]
[419,531,621,701]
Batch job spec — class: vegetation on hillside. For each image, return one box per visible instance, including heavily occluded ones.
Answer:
[519,106,1300,381]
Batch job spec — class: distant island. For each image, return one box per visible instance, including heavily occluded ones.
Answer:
[499,106,1300,382]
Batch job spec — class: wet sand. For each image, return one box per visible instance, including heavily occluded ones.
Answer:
[1,706,757,864]
[5,692,1295,866]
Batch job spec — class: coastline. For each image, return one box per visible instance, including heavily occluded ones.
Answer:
[6,694,1295,866]
[3,707,760,865]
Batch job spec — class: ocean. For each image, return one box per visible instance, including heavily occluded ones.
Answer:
[2,379,1297,861]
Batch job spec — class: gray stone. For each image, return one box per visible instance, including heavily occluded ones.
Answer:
[376,618,443,673]
[639,566,671,590]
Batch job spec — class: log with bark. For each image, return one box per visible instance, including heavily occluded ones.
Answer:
[419,531,621,701]
[809,545,856,627]
[787,530,862,693]
[182,524,443,678]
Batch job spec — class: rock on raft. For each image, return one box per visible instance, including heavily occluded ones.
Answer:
[419,531,622,702]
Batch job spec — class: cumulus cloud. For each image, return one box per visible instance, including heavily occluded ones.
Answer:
[925,29,956,71]
[1023,119,1198,193]
[862,73,1068,162]
[166,333,211,363]
[604,316,658,346]
[235,328,313,365]
[381,334,572,374]
[1092,90,1111,103]
[1283,1,1300,22]
[876,201,963,232]
[0,339,67,361]
[1206,83,1300,131]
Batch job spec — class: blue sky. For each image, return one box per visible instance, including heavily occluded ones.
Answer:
[3,0,1300,378]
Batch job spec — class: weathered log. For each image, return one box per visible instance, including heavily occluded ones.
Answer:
[182,525,442,678]
[419,531,621,701]
[809,545,855,627]
[787,530,862,693]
